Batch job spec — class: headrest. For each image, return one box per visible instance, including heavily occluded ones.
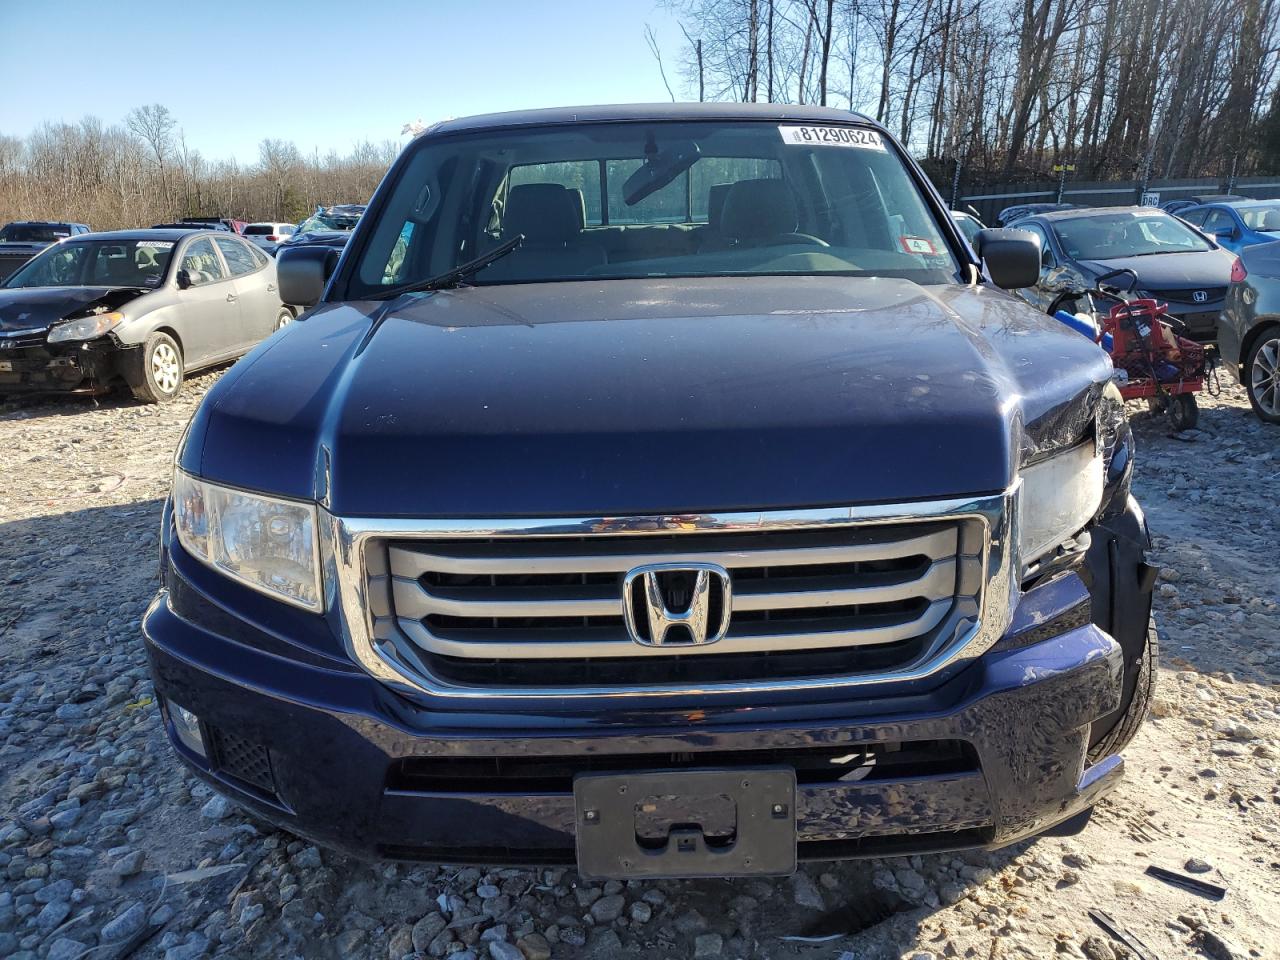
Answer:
[505,183,584,243]
[719,179,798,242]
[707,182,732,232]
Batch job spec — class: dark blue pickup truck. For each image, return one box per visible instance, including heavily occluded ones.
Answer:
[144,104,1156,878]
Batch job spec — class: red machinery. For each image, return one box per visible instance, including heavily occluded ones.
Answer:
[1100,298,1206,431]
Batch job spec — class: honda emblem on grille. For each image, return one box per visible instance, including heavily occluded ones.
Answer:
[1193,290,1208,303]
[622,562,732,647]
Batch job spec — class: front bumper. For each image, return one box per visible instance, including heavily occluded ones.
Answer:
[144,565,1126,865]
[0,337,131,394]
[1163,304,1223,343]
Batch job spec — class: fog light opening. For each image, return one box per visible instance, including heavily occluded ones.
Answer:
[168,699,207,758]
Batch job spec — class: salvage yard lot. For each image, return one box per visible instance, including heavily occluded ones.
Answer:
[0,375,1277,960]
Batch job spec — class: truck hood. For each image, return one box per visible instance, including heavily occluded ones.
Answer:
[0,286,147,334]
[0,241,51,256]
[187,276,1113,517]
[1078,249,1233,290]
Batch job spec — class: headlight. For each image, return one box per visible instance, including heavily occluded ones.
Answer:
[1018,441,1104,567]
[47,311,125,343]
[172,469,322,611]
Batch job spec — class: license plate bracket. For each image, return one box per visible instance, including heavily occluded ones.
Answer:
[574,768,796,879]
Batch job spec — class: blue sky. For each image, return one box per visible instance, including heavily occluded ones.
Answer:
[0,0,688,163]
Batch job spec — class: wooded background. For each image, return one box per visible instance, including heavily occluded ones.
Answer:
[661,0,1280,185]
[0,105,397,230]
[3,1,1278,230]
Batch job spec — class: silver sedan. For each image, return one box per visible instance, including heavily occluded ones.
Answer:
[0,229,295,401]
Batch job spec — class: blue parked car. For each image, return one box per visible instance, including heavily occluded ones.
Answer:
[145,103,1155,876]
[1180,199,1280,254]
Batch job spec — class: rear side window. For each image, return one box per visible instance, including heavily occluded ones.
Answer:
[214,237,260,276]
[509,162,602,225]
[243,224,273,235]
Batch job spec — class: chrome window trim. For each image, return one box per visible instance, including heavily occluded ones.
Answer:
[321,487,1020,702]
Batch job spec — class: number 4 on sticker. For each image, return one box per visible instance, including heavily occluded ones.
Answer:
[900,236,936,255]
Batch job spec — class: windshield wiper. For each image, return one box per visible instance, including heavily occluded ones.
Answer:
[369,234,524,301]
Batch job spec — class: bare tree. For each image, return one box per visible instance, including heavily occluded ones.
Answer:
[645,24,679,101]
[127,103,177,211]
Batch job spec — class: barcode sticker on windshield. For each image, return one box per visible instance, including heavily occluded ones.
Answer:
[779,125,885,150]
[137,240,174,249]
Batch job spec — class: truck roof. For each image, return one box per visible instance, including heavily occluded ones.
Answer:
[430,102,878,136]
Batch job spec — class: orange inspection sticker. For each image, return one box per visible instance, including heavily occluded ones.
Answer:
[900,236,937,255]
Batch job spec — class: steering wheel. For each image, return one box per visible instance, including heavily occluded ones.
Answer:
[766,232,830,247]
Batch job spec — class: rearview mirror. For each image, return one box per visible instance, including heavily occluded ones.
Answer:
[974,228,1041,289]
[622,139,701,206]
[277,244,342,307]
[176,269,192,290]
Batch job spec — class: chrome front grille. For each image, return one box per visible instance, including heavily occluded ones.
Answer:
[326,493,1015,700]
[1145,286,1227,304]
[364,519,985,681]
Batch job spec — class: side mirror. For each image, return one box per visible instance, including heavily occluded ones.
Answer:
[176,269,192,290]
[277,244,341,307]
[974,228,1041,290]
[1214,227,1236,241]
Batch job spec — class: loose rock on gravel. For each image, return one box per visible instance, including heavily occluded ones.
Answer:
[1,375,1277,959]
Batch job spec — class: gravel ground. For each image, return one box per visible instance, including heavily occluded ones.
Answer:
[0,373,1277,960]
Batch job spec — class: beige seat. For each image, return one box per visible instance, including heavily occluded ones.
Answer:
[484,183,606,281]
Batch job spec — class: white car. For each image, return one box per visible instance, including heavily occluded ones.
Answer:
[243,222,295,249]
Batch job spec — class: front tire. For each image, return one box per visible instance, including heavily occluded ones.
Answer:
[1244,326,1280,424]
[1168,393,1198,431]
[131,332,184,403]
[1089,615,1158,761]
[275,307,294,331]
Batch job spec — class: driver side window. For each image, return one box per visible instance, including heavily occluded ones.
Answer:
[1201,210,1234,237]
[181,237,227,286]
[1024,223,1054,269]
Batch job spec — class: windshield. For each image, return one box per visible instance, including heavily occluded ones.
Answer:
[4,239,175,289]
[1236,202,1280,233]
[296,213,360,234]
[1052,211,1213,260]
[347,120,957,297]
[1,224,71,243]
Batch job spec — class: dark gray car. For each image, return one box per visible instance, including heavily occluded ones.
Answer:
[0,221,92,281]
[1015,207,1236,342]
[0,229,294,401]
[1219,239,1280,423]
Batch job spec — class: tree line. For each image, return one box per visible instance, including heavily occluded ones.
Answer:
[662,0,1280,182]
[0,104,398,231]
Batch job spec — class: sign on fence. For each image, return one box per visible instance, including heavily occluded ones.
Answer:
[1140,192,1161,207]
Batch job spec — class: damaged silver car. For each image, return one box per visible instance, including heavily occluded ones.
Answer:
[0,229,294,402]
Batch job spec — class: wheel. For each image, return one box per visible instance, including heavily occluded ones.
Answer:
[1089,615,1158,761]
[1167,393,1198,431]
[1244,326,1280,424]
[131,332,184,403]
[275,307,294,331]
